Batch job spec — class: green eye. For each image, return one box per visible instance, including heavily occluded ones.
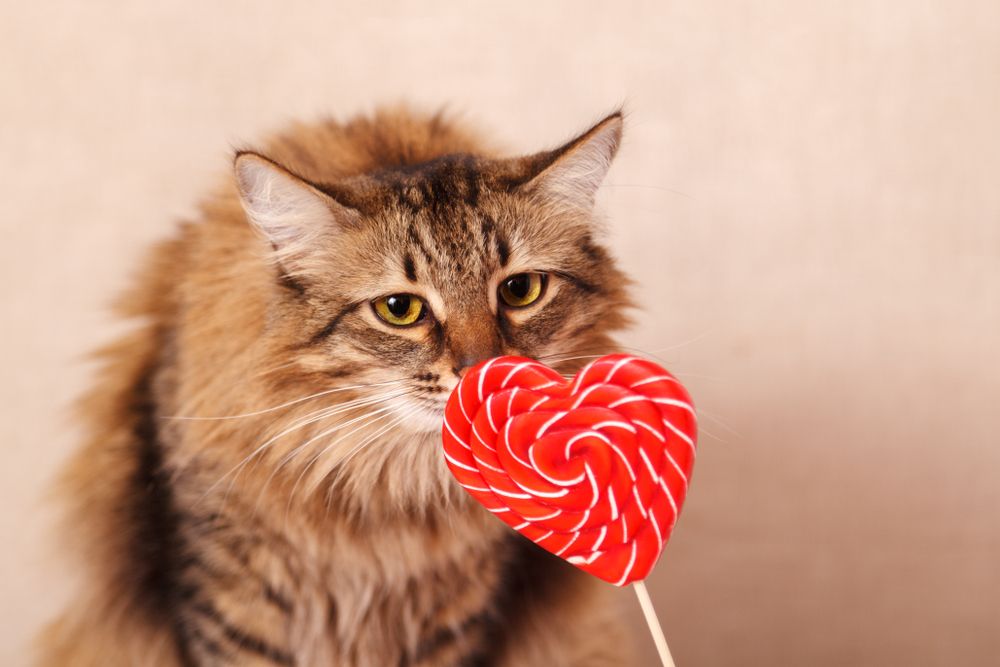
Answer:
[373,294,425,326]
[499,272,547,308]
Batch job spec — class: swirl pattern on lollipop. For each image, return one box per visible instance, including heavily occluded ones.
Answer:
[442,354,697,586]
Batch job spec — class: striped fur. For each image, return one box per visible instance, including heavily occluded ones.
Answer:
[37,107,634,666]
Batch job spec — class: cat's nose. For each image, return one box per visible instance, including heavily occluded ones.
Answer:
[447,318,502,379]
[452,354,488,379]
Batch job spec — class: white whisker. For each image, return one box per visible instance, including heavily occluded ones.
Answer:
[248,403,401,519]
[163,379,406,421]
[693,408,741,438]
[303,404,421,517]
[323,404,423,510]
[539,335,716,368]
[277,405,406,514]
[199,388,414,510]
[330,404,421,482]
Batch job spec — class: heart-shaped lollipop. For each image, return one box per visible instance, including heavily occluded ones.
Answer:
[442,354,697,586]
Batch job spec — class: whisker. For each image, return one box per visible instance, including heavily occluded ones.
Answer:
[543,343,737,446]
[543,352,610,365]
[294,404,420,519]
[323,404,423,511]
[250,359,303,379]
[233,391,408,479]
[539,333,716,367]
[247,404,402,520]
[693,408,742,439]
[603,182,695,200]
[198,388,414,509]
[276,400,407,473]
[163,379,406,421]
[329,404,420,482]
[695,424,728,444]
[663,371,730,383]
[246,388,419,515]
[276,405,406,515]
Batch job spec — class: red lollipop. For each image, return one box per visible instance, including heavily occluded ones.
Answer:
[441,354,697,585]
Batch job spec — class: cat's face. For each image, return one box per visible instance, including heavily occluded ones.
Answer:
[235,114,631,510]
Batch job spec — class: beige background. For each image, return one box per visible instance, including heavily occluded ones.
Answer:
[2,1,999,665]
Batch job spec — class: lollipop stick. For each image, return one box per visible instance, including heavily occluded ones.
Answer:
[633,581,676,667]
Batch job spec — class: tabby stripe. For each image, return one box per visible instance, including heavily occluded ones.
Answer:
[190,600,294,666]
[128,358,200,666]
[324,363,362,380]
[308,302,360,345]
[496,235,511,267]
[262,581,294,615]
[412,609,491,664]
[407,224,436,267]
[403,252,418,281]
[276,270,307,296]
[185,622,230,661]
[479,214,511,267]
[181,554,294,615]
[565,321,600,340]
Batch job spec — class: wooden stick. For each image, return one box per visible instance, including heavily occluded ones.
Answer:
[633,581,676,667]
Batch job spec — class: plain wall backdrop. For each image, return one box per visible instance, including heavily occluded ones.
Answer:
[2,1,998,665]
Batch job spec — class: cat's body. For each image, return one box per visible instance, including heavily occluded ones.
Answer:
[39,108,633,666]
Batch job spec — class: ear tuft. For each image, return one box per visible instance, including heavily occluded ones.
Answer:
[524,112,623,210]
[234,152,354,277]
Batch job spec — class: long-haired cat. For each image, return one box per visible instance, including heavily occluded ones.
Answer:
[38,107,635,666]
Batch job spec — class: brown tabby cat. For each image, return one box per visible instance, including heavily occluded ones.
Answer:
[38,107,635,666]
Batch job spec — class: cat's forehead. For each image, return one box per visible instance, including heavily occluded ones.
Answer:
[334,156,523,290]
[375,154,487,211]
[326,153,524,215]
[394,204,506,293]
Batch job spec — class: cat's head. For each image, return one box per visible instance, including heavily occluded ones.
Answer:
[233,112,632,512]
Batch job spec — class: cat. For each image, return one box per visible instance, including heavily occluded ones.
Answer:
[37,107,636,666]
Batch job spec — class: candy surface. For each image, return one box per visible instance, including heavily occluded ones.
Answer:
[442,354,697,586]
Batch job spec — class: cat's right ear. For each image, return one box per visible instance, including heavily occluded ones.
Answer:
[234,152,359,281]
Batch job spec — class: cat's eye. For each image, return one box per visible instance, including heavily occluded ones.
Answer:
[499,272,547,309]
[373,294,426,326]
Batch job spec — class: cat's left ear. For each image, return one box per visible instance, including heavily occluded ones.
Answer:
[519,112,623,211]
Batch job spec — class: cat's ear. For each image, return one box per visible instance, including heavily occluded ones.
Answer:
[234,152,358,279]
[520,112,623,211]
